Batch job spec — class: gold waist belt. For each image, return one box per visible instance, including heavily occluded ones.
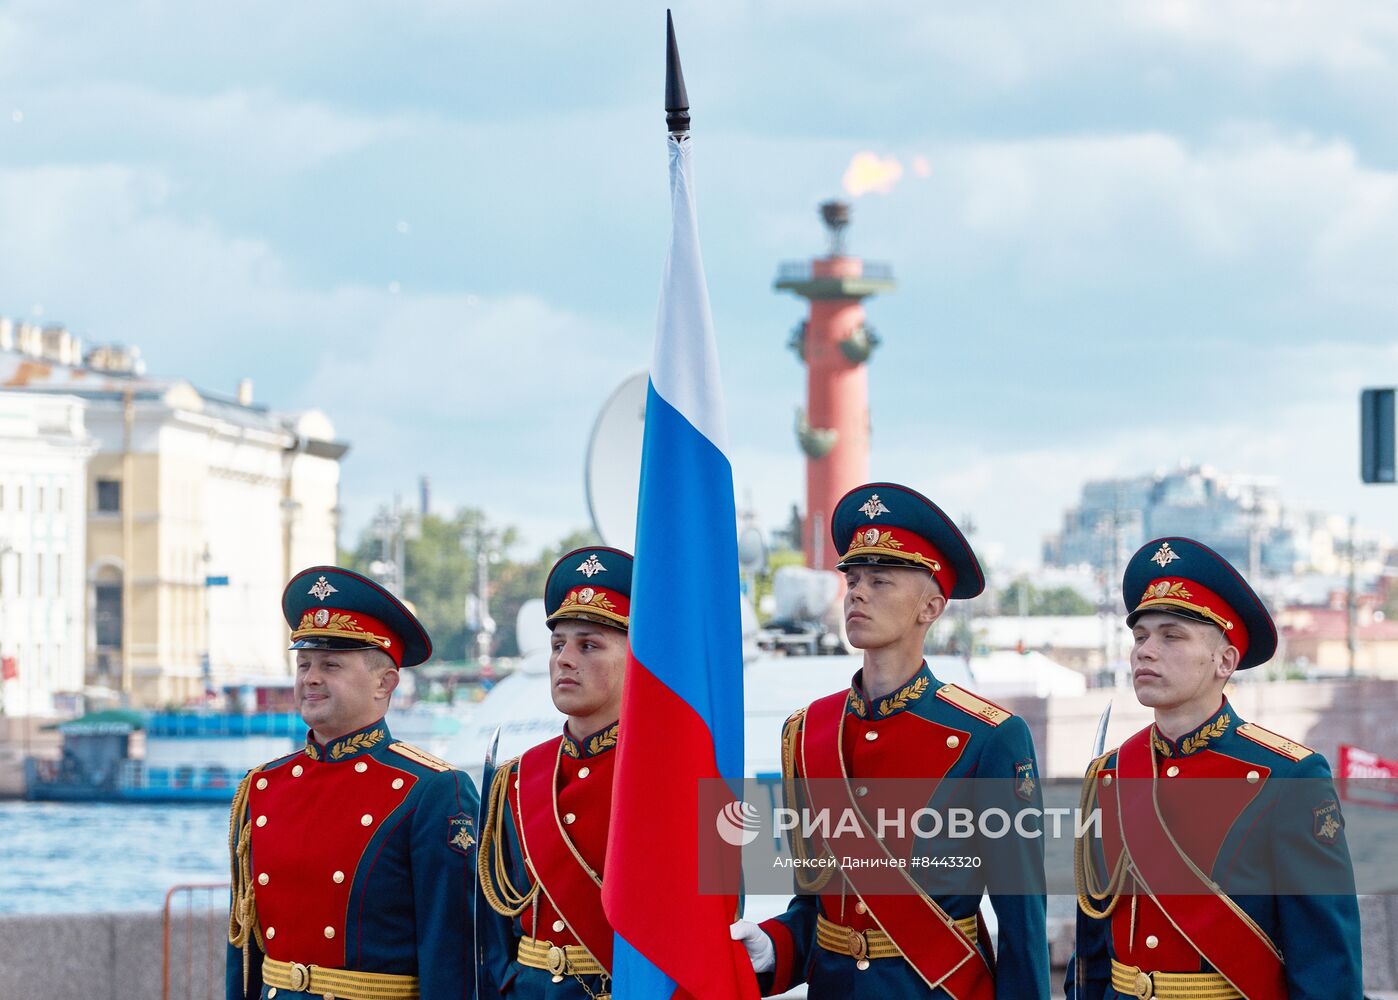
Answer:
[262,957,419,1000]
[516,934,606,979]
[816,912,977,964]
[1110,959,1241,1000]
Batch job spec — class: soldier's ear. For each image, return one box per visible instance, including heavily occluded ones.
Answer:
[1216,640,1240,680]
[921,592,948,625]
[379,667,401,699]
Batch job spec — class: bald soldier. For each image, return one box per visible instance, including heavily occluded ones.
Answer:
[227,566,478,1000]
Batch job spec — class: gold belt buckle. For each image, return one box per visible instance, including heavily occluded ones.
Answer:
[546,944,568,983]
[1133,969,1154,999]
[288,962,311,992]
[847,928,870,971]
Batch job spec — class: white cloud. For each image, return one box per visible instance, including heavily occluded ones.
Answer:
[1129,0,1398,75]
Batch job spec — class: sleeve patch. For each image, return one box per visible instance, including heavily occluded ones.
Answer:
[1015,759,1037,801]
[1312,799,1343,845]
[449,813,477,856]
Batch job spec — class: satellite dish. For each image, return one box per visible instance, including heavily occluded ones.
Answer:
[514,598,549,658]
[585,372,648,551]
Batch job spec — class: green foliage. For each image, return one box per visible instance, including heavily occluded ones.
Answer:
[345,508,597,661]
[997,580,1095,616]
[751,547,806,621]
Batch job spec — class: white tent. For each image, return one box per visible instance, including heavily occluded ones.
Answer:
[969,649,1088,699]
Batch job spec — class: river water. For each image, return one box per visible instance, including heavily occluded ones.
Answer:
[0,801,230,914]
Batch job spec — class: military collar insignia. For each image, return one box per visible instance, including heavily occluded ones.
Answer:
[306,721,390,763]
[562,721,619,759]
[308,575,338,601]
[576,554,607,578]
[859,494,890,520]
[1150,542,1180,568]
[846,688,869,719]
[1153,704,1234,759]
[847,664,932,720]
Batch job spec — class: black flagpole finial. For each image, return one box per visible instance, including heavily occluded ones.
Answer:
[665,10,690,135]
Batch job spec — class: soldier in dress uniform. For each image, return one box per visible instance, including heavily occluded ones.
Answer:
[477,546,633,999]
[1065,537,1363,1000]
[226,566,478,1000]
[731,482,1050,999]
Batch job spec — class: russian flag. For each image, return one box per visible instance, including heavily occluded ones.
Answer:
[600,132,757,1000]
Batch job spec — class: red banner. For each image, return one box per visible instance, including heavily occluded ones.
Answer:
[1,656,16,681]
[1338,744,1398,810]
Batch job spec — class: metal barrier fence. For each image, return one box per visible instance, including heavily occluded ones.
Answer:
[162,883,229,1000]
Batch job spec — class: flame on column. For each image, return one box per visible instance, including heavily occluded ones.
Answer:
[842,152,904,197]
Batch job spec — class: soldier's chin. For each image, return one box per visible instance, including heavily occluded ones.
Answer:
[551,688,591,716]
[299,699,333,725]
[1131,680,1170,707]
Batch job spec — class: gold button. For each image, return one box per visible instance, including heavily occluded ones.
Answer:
[1146,934,1159,949]
[355,761,368,773]
[864,731,878,742]
[324,926,335,939]
[333,870,345,884]
[553,919,566,932]
[361,814,373,826]
[256,778,268,790]
[268,990,277,998]
[392,778,404,789]
[946,735,960,749]
[564,813,576,825]
[256,816,267,827]
[1102,774,1113,787]
[257,873,268,886]
[1247,770,1260,784]
[266,927,275,939]
[855,900,867,914]
[324,993,335,1000]
[856,959,870,971]
[292,765,304,777]
[514,779,520,790]
[855,786,868,797]
[1166,766,1180,777]
[578,767,591,779]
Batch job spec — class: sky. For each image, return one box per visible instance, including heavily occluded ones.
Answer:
[5,1,1398,572]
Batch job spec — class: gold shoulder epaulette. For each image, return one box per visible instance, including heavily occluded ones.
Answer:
[1237,723,1313,762]
[936,683,1011,727]
[388,741,453,772]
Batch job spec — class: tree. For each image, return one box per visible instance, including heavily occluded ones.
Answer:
[997,580,1095,616]
[344,508,598,661]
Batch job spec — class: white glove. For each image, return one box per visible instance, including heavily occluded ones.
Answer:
[730,919,776,973]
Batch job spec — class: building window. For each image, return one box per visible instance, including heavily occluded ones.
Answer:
[37,486,44,512]
[55,554,62,597]
[56,487,63,512]
[16,485,22,511]
[96,479,121,513]
[95,582,123,648]
[0,483,5,509]
[36,556,43,597]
